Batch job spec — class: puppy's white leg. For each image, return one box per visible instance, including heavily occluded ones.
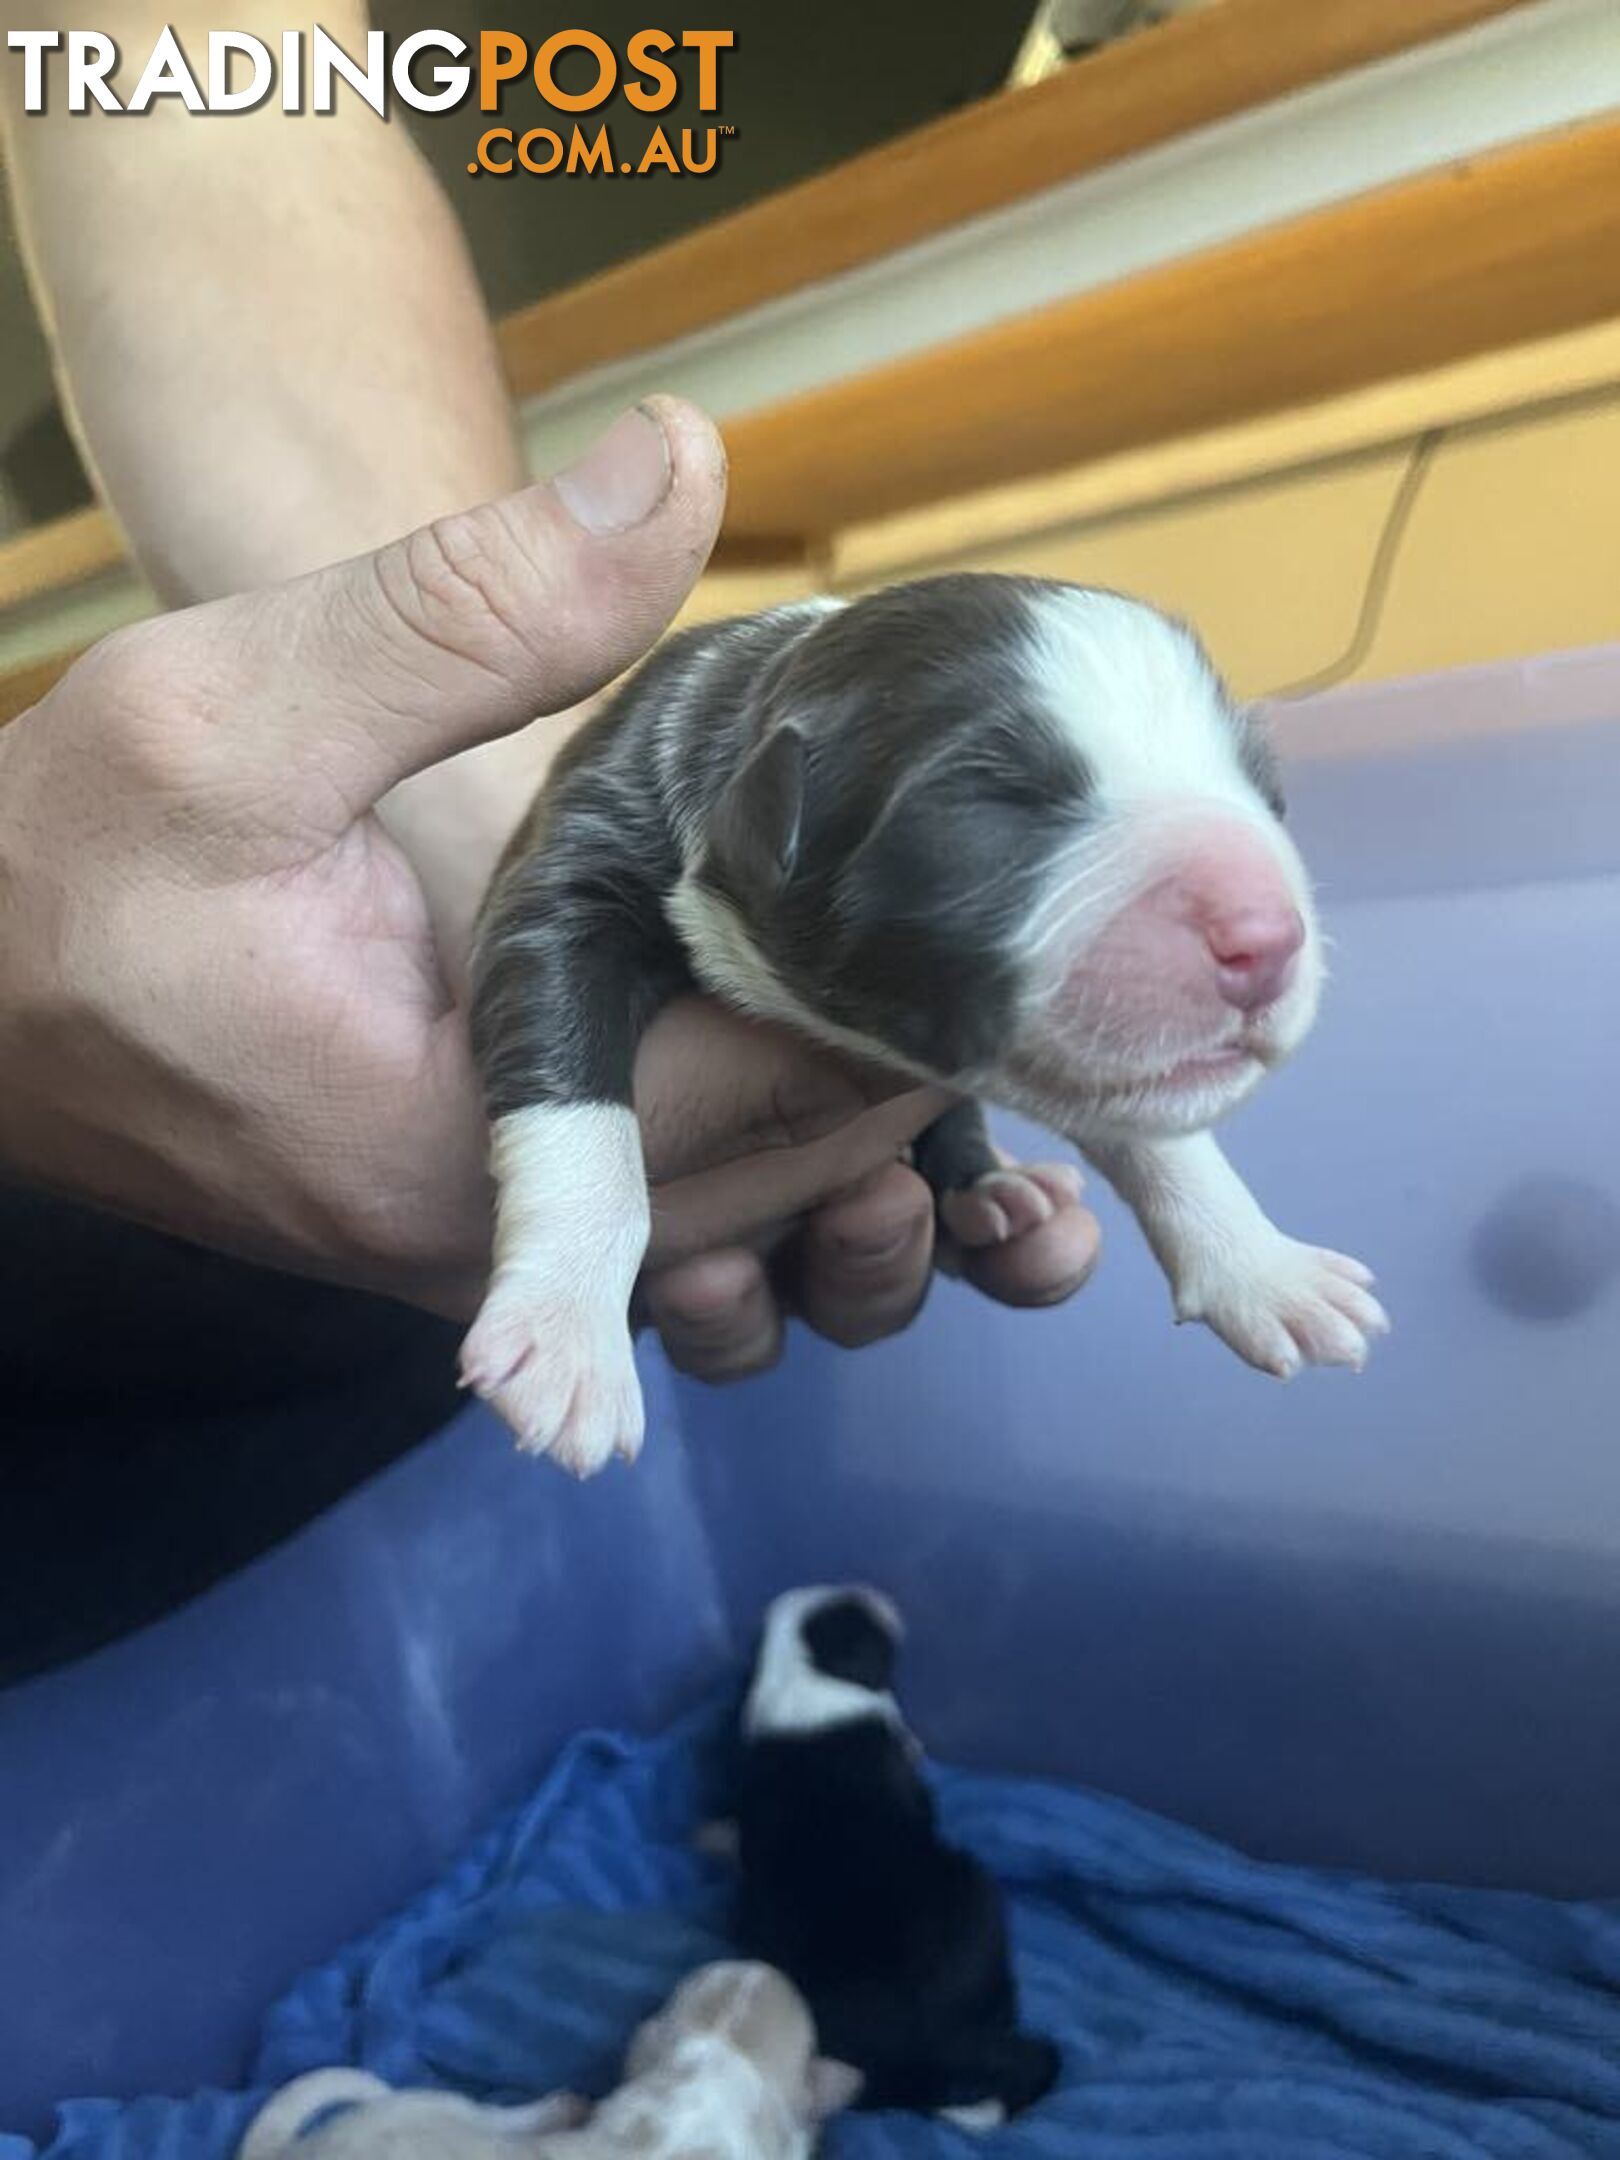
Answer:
[1084,1130,1388,1376]
[460,1104,650,1475]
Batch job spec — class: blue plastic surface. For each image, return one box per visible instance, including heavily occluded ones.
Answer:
[3,701,1619,2138]
[18,1702,1620,2160]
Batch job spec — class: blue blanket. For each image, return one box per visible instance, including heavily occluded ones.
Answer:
[14,1703,1620,2160]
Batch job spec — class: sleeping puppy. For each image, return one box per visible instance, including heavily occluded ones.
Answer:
[239,1962,853,2160]
[603,1960,859,2156]
[733,1585,1057,2131]
[238,2072,589,2160]
[466,574,1387,1471]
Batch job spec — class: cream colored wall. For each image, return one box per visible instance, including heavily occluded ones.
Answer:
[7,352,1619,715]
[517,1,1620,486]
[813,386,1620,700]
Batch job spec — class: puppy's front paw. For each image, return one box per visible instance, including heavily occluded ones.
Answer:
[1174,1236,1388,1377]
[940,1162,1083,1247]
[460,1279,644,1475]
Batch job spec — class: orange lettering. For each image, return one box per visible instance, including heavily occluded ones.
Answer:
[477,31,526,112]
[638,124,680,174]
[681,30,733,111]
[533,28,616,112]
[476,125,514,171]
[624,27,677,112]
[518,126,563,172]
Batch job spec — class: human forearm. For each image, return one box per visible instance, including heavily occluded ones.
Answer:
[2,1,521,594]
[1,0,545,949]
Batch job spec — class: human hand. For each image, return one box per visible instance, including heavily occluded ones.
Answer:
[632,998,1099,1380]
[0,397,1098,1372]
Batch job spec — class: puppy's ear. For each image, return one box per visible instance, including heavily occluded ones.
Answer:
[705,723,806,915]
[804,2059,864,2120]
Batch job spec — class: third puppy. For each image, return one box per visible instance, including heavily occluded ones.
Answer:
[734,1585,1058,2130]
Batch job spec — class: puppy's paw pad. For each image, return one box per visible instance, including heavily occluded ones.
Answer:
[461,1285,644,1476]
[1178,1238,1388,1376]
[941,1164,1075,1247]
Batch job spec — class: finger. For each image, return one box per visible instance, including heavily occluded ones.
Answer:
[634,999,940,1185]
[649,1087,944,1268]
[940,1168,1057,1248]
[189,397,728,825]
[791,1160,936,1350]
[643,1248,785,1382]
[960,1195,1103,1310]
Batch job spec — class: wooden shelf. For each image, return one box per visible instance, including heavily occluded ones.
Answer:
[719,114,1620,545]
[0,506,123,614]
[0,0,1575,695]
[495,0,1526,399]
[0,649,78,726]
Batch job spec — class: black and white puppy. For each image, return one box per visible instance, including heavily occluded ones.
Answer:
[733,1585,1056,2130]
[466,574,1387,1471]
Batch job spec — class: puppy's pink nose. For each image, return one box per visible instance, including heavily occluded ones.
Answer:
[1207,905,1305,1012]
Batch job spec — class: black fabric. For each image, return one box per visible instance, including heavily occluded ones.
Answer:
[0,1186,462,1688]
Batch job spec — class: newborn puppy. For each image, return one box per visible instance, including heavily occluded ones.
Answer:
[467,574,1387,1470]
[238,2072,587,2160]
[601,1960,858,2157]
[239,1963,850,2160]
[733,1585,1057,2131]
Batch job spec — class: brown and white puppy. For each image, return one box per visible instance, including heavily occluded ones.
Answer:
[239,1963,854,2160]
[238,2072,590,2160]
[600,1960,859,2157]
[466,574,1387,1472]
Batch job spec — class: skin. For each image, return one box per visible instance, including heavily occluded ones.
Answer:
[0,403,1098,1357]
[1,0,1100,1375]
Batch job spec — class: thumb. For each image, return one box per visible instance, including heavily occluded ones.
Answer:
[207,396,726,820]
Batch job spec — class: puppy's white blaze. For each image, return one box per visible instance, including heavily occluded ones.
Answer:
[1018,588,1318,971]
[1026,589,1263,820]
[744,1585,907,1742]
[488,1101,649,1288]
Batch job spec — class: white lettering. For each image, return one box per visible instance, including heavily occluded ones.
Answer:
[208,31,272,112]
[391,29,468,113]
[67,31,120,112]
[280,29,303,112]
[127,25,204,113]
[6,30,60,113]
[310,25,384,115]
